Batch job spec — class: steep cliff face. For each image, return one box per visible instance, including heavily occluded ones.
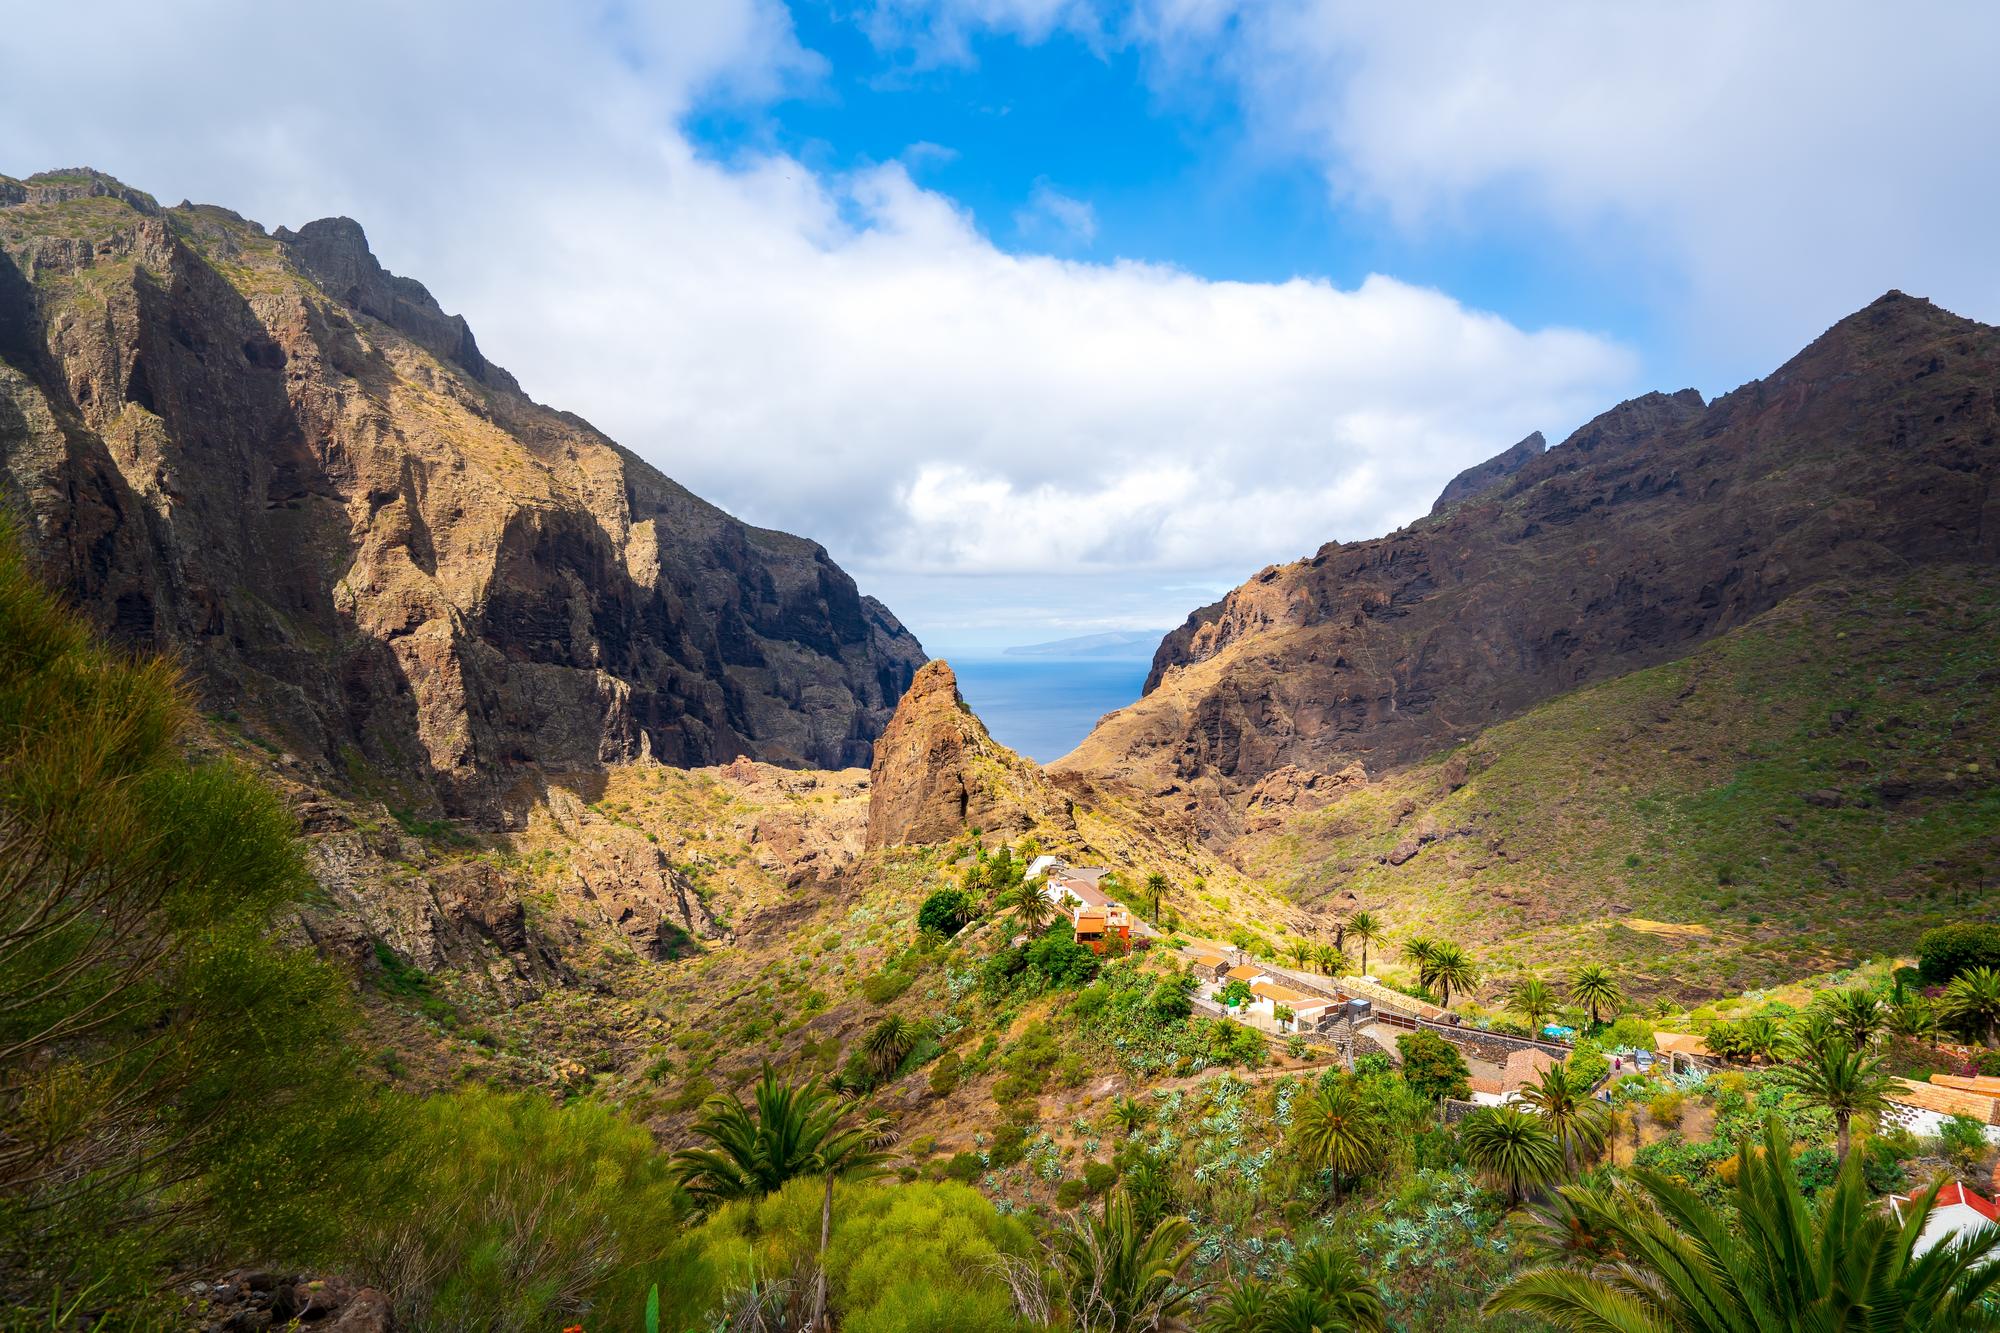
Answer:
[1063,292,2000,831]
[0,170,924,819]
[866,661,1073,849]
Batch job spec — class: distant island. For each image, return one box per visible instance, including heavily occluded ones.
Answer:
[1000,629,1165,658]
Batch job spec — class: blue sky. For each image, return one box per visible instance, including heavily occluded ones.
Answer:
[696,4,1671,386]
[4,1,1998,657]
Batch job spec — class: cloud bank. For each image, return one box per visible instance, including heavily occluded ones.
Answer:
[0,0,1637,645]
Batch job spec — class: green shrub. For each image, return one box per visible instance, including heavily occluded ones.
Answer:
[944,1152,984,1183]
[990,1121,1032,1168]
[366,1091,688,1330]
[1918,923,2000,983]
[1024,923,1098,987]
[862,967,916,1005]
[1081,1160,1119,1195]
[929,1051,963,1097]
[0,529,393,1318]
[660,1178,1031,1333]
[917,888,974,938]
[1396,1031,1471,1103]
[1054,1178,1090,1209]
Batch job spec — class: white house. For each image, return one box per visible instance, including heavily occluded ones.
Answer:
[1023,854,1066,884]
[1891,1181,1998,1258]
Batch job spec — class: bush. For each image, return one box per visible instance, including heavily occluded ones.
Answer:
[367,1090,688,1330]
[662,1178,1034,1333]
[1025,924,1099,987]
[0,530,393,1319]
[944,1152,984,1183]
[1397,1031,1471,1103]
[990,1121,1032,1168]
[1938,1114,1990,1171]
[1647,1089,1686,1129]
[862,967,916,1005]
[1918,923,2000,984]
[917,888,974,938]
[1055,1178,1090,1209]
[929,1051,963,1097]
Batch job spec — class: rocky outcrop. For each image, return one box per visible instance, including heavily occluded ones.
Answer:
[1067,293,2000,832]
[866,661,1073,849]
[1430,431,1545,514]
[0,169,924,821]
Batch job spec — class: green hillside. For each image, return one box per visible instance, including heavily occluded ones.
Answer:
[1255,564,2000,997]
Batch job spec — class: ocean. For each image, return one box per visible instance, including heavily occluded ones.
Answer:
[946,657,1152,764]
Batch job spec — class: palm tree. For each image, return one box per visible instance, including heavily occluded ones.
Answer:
[1567,964,1622,1029]
[1740,1013,1782,1065]
[1287,938,1314,971]
[1292,1077,1380,1201]
[1145,871,1169,921]
[1287,1245,1385,1332]
[1511,974,1558,1032]
[1314,941,1344,976]
[1427,942,1478,1009]
[1487,1116,2000,1331]
[1012,876,1051,934]
[1110,1094,1148,1138]
[1519,1063,1607,1177]
[1198,1276,1271,1333]
[1944,966,2000,1047]
[1820,987,1886,1049]
[1888,996,1944,1048]
[1055,1187,1198,1333]
[1771,1030,1891,1164]
[1402,933,1437,986]
[865,1014,915,1081]
[670,1065,895,1330]
[1461,1104,1562,1206]
[1348,910,1381,975]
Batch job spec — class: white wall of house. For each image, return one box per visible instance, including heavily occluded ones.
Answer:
[1884,1102,2000,1144]
[1911,1204,1996,1258]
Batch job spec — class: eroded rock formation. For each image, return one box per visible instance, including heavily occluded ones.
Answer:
[0,170,924,821]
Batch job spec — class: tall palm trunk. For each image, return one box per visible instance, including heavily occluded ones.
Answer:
[1835,1112,1851,1165]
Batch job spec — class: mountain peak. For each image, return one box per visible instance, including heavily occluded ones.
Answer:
[1430,430,1547,515]
[273,216,517,391]
[866,660,1071,848]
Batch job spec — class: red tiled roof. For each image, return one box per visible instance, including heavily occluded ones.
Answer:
[1937,1181,2000,1222]
[1055,878,1111,908]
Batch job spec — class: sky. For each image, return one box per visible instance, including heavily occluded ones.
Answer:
[4,2,1998,655]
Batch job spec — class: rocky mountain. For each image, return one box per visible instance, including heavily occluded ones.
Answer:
[1429,429,1545,515]
[0,170,923,820]
[1061,293,2000,837]
[866,660,1074,849]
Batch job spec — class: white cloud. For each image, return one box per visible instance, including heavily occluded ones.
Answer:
[1118,0,2000,364]
[1014,180,1098,247]
[0,0,1634,644]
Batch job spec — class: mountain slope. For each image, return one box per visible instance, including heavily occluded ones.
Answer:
[1061,293,2000,840]
[0,170,923,819]
[1237,563,2000,995]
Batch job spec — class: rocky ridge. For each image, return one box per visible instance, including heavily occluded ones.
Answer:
[1062,293,2000,838]
[0,169,924,821]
